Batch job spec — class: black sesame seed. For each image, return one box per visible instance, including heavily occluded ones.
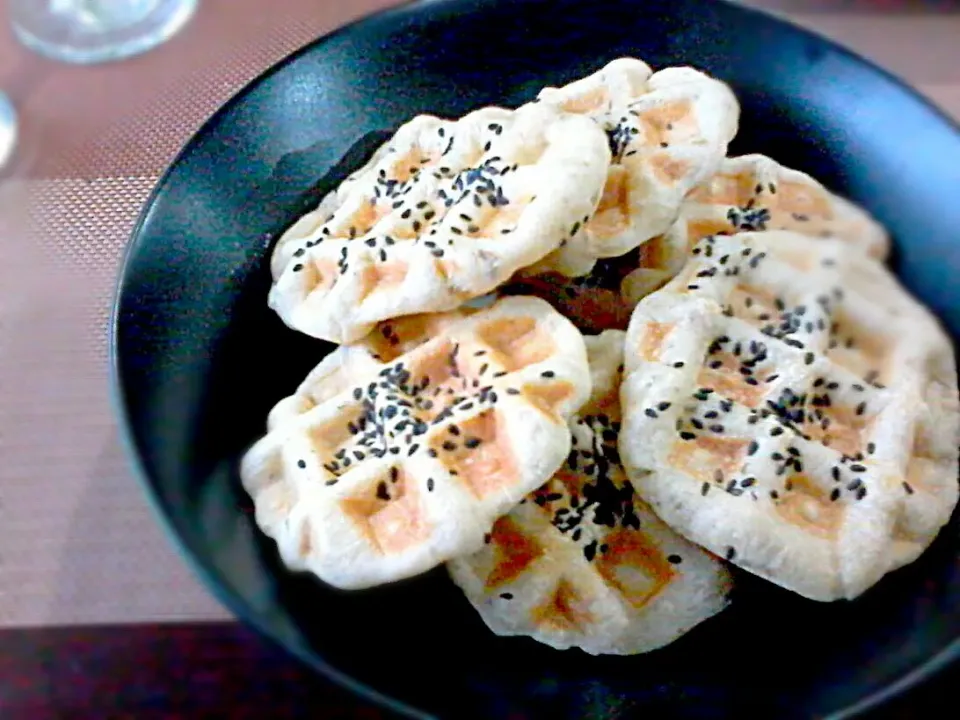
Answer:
[725,547,736,561]
[701,482,710,496]
[583,540,598,562]
[680,431,697,441]
[541,370,555,378]
[903,482,914,495]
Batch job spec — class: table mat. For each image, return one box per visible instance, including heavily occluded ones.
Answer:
[1,1,959,628]
[1,177,231,626]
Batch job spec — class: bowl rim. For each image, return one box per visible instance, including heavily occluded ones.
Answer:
[108,1,960,717]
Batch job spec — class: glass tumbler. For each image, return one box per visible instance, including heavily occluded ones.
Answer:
[8,0,199,65]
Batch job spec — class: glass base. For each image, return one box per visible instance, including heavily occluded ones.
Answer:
[10,0,199,65]
[0,92,16,170]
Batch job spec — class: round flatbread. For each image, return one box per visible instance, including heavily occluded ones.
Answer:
[621,154,890,304]
[241,297,592,590]
[268,103,610,343]
[620,231,958,601]
[528,57,739,277]
[449,331,732,654]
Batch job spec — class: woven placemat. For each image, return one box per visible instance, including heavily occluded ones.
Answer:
[0,0,395,628]
[0,1,958,629]
[0,177,230,626]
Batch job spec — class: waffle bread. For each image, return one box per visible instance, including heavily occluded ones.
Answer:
[240,297,592,589]
[621,154,890,303]
[266,308,476,432]
[620,231,958,601]
[448,330,732,654]
[529,57,739,277]
[268,103,611,343]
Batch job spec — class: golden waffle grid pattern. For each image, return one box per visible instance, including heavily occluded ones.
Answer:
[622,232,956,599]
[241,297,589,588]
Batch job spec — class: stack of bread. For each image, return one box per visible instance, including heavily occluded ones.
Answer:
[241,58,959,655]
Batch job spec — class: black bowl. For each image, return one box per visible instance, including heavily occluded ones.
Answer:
[111,0,960,717]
